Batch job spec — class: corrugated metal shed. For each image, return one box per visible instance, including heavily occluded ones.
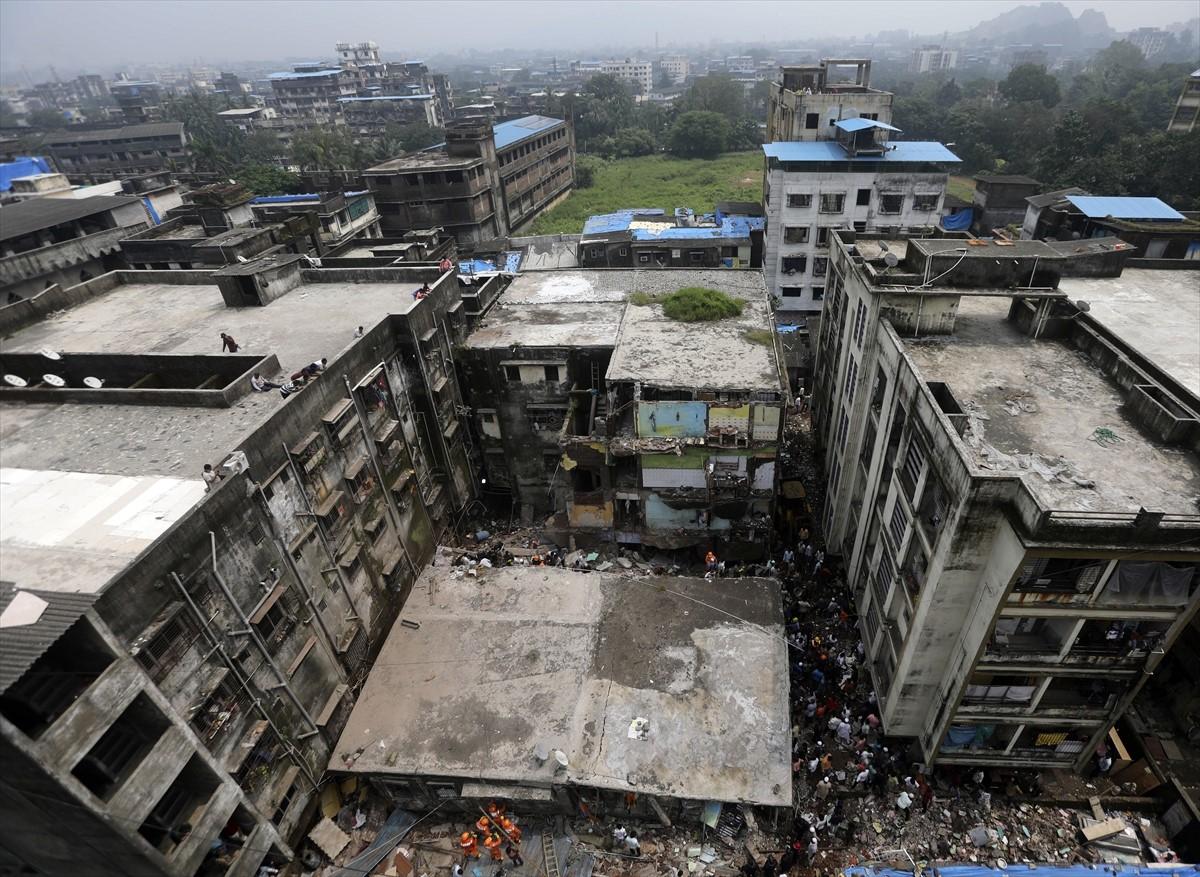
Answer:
[493,115,566,150]
[1065,195,1185,222]
[762,140,961,163]
[0,582,96,694]
[0,195,144,243]
[834,118,902,133]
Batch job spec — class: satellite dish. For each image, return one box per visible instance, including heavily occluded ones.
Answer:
[43,374,66,387]
[39,347,61,360]
[83,376,104,388]
[553,749,569,771]
[878,241,890,252]
[3,374,27,387]
[883,252,899,268]
[1074,300,1091,313]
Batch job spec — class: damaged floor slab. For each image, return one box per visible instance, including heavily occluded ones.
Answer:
[331,559,792,808]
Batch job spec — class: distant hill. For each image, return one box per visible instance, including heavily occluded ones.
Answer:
[953,1,1116,49]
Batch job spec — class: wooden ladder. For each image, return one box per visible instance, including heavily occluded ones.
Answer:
[541,833,561,877]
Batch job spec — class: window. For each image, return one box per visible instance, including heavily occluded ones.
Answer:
[787,193,812,208]
[528,408,565,431]
[813,257,828,277]
[255,602,293,644]
[819,193,845,214]
[853,221,867,232]
[689,250,704,262]
[856,188,871,207]
[780,286,805,299]
[812,285,825,301]
[544,365,560,382]
[852,300,868,346]
[134,610,199,683]
[816,227,831,247]
[481,412,495,423]
[504,365,521,381]
[781,255,807,274]
[784,226,810,244]
[879,193,903,214]
[913,193,939,211]
[73,693,170,800]
[805,113,819,129]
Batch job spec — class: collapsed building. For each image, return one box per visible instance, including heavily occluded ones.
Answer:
[809,229,1200,771]
[457,269,787,554]
[0,256,478,876]
[330,562,792,819]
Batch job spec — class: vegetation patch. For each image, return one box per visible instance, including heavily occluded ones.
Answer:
[742,329,774,346]
[655,287,745,322]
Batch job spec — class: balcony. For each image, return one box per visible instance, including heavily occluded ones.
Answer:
[0,224,141,286]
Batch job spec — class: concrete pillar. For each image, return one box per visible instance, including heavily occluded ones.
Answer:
[105,725,193,827]
[224,823,271,877]
[174,781,241,876]
[39,659,142,771]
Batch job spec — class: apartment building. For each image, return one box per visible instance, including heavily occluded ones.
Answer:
[268,64,360,121]
[248,190,382,250]
[110,80,164,123]
[809,230,1200,771]
[42,122,190,182]
[458,269,786,554]
[766,60,893,143]
[1168,68,1200,133]
[0,195,150,299]
[910,47,959,73]
[0,256,475,876]
[761,130,958,313]
[575,59,653,94]
[364,116,573,244]
[659,55,690,84]
[1023,193,1200,261]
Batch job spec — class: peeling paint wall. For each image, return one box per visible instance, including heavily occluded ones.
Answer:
[637,401,708,437]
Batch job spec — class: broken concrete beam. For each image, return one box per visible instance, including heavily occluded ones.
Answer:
[1088,796,1104,821]
[1080,817,1126,842]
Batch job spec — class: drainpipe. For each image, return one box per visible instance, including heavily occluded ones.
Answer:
[281,444,370,634]
[252,482,348,679]
[344,374,420,582]
[206,533,321,734]
[169,571,320,791]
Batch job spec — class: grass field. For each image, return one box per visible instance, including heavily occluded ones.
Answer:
[947,174,977,204]
[528,151,762,235]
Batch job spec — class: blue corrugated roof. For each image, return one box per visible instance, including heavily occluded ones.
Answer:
[581,209,762,240]
[493,115,565,150]
[763,140,961,163]
[338,94,434,103]
[1065,195,1185,221]
[250,193,320,204]
[0,156,51,192]
[846,866,1198,877]
[268,69,343,80]
[834,118,902,133]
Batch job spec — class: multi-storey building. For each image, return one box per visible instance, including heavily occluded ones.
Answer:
[335,40,381,67]
[574,59,653,94]
[339,94,442,135]
[1168,68,1200,133]
[459,269,786,554]
[766,59,892,143]
[0,195,150,299]
[248,190,382,251]
[42,122,190,182]
[659,55,690,84]
[268,64,360,122]
[364,116,573,244]
[910,47,959,73]
[0,255,475,876]
[1127,27,1170,59]
[1022,193,1200,261]
[809,229,1200,771]
[110,80,164,123]
[762,126,958,314]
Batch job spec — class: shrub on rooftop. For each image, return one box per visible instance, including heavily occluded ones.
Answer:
[657,287,745,322]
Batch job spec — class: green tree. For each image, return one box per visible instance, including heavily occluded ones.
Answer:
[27,108,69,129]
[291,128,359,171]
[610,128,656,158]
[232,163,303,195]
[573,155,600,189]
[667,111,729,159]
[999,64,1061,107]
[572,74,635,153]
[654,68,674,90]
[678,74,745,122]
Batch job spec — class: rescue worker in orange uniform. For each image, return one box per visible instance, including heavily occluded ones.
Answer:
[486,801,505,822]
[500,817,522,845]
[460,832,480,859]
[483,833,504,862]
[476,815,491,834]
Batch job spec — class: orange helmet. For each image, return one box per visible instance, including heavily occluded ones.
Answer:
[476,816,491,832]
[461,832,473,843]
[501,817,515,831]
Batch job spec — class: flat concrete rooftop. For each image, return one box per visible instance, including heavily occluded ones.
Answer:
[0,276,421,478]
[1058,268,1200,396]
[366,151,481,172]
[332,561,792,807]
[904,296,1200,514]
[467,270,784,392]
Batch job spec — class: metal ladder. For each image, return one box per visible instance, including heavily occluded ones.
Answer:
[589,360,600,390]
[541,833,561,877]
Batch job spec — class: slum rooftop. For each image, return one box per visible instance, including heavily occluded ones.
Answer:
[0,267,433,479]
[365,115,566,173]
[465,269,784,392]
[579,208,765,244]
[331,561,792,807]
[903,295,1200,515]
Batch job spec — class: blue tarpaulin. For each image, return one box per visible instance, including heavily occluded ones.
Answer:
[941,208,973,231]
[834,118,903,133]
[141,196,162,225]
[846,866,1198,877]
[582,209,763,241]
[1065,195,1184,222]
[0,156,51,191]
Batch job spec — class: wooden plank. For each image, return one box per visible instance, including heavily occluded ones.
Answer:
[1081,817,1126,842]
[1089,796,1104,821]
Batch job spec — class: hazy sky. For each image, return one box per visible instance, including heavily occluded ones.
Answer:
[1,0,1196,72]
